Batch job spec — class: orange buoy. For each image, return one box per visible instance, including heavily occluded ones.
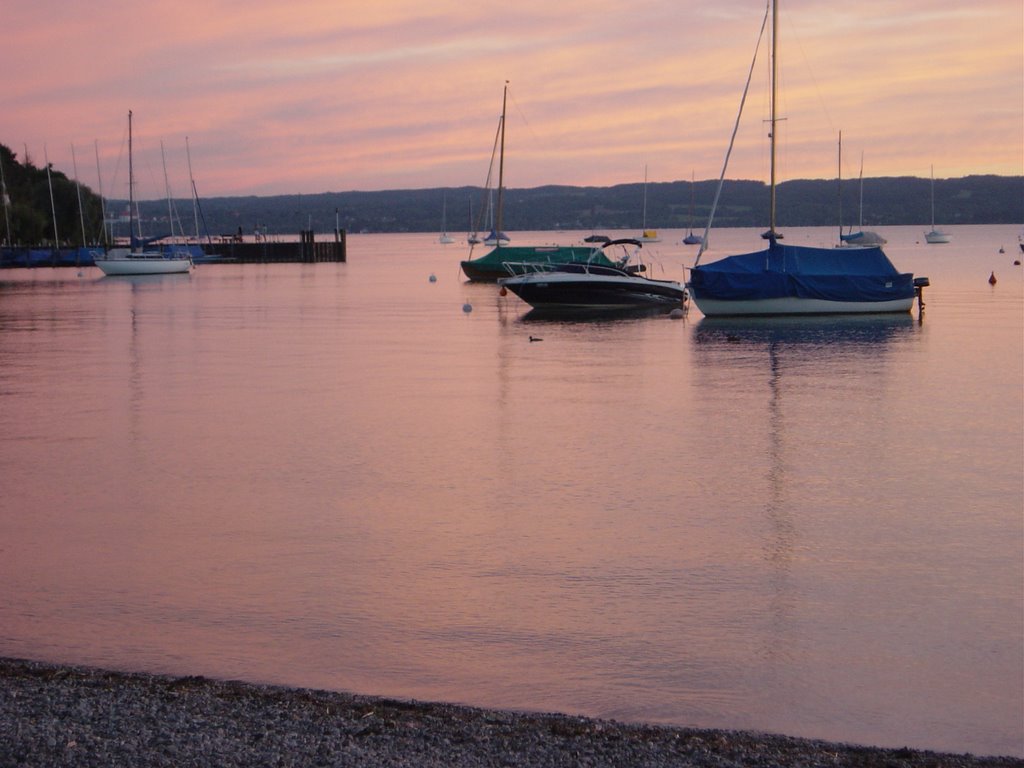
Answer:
[989,271,997,285]
[499,286,508,296]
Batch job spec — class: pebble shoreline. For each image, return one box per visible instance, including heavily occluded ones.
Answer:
[1,657,1019,767]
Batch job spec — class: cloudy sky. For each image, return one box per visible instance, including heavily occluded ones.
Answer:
[4,0,1021,198]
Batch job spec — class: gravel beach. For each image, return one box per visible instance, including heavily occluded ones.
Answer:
[1,657,1019,767]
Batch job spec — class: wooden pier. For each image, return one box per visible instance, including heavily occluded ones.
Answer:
[1,230,346,268]
[203,230,346,264]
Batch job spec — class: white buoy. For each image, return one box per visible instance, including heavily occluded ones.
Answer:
[462,303,472,313]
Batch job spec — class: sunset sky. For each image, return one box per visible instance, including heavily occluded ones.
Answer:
[4,0,1022,199]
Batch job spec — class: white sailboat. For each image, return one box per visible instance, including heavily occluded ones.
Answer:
[438,193,455,244]
[466,196,481,245]
[924,166,951,244]
[93,111,192,276]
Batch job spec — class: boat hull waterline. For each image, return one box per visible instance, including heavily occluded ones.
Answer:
[93,250,192,275]
[924,230,951,244]
[688,295,914,317]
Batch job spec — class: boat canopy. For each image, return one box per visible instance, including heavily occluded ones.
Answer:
[840,230,887,246]
[689,241,914,303]
[130,233,170,250]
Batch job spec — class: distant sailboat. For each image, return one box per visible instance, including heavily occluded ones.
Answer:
[467,196,481,245]
[682,171,703,245]
[837,135,886,248]
[639,165,660,243]
[924,166,951,244]
[439,193,455,244]
[481,189,508,246]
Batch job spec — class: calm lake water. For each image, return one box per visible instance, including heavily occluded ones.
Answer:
[1,225,1022,757]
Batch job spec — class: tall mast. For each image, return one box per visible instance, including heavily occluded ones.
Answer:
[930,164,936,229]
[44,144,59,248]
[94,140,109,246]
[161,139,174,237]
[768,0,778,239]
[186,136,200,240]
[857,151,865,229]
[837,130,843,243]
[642,164,648,229]
[495,81,508,240]
[128,110,136,248]
[71,143,87,249]
[0,149,11,247]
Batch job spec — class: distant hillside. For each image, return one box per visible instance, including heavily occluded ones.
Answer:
[1,140,1021,244]
[167,175,1023,237]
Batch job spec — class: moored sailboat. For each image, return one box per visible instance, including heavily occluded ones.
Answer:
[93,111,192,276]
[923,166,951,244]
[439,193,455,244]
[682,171,703,245]
[837,137,886,247]
[460,83,617,281]
[686,1,922,317]
[638,165,661,243]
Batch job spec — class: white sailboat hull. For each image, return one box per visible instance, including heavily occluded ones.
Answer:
[691,294,914,317]
[924,230,951,244]
[94,249,192,275]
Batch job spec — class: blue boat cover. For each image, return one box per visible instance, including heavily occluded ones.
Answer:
[690,242,914,303]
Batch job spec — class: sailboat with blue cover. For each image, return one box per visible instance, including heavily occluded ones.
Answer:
[687,1,923,316]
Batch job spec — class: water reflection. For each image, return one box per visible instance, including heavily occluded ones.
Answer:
[100,272,194,290]
[519,306,681,323]
[692,313,916,349]
[690,313,920,694]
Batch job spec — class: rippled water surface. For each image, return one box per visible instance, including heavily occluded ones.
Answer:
[1,225,1021,756]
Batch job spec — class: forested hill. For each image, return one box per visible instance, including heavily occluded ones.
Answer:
[180,175,1023,237]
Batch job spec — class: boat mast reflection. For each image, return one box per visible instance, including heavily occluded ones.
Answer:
[690,312,920,684]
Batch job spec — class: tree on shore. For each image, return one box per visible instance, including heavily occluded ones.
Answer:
[1,143,105,248]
